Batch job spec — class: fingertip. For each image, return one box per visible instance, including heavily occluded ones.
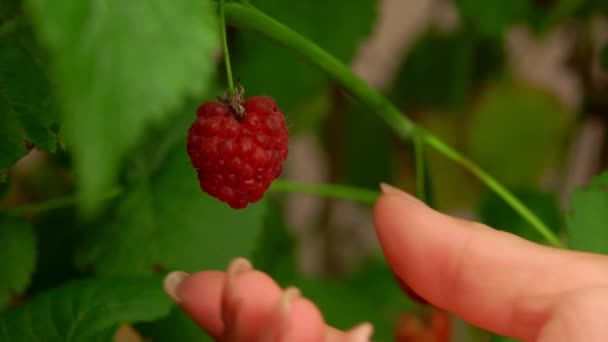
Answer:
[224,270,283,340]
[259,289,325,342]
[174,270,227,339]
[284,298,326,341]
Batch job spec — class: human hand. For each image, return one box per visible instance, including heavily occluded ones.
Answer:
[163,184,608,341]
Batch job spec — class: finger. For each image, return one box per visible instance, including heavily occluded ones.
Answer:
[221,258,283,341]
[256,287,326,342]
[373,184,608,340]
[537,287,608,342]
[164,258,283,340]
[163,259,364,341]
[163,270,225,339]
[326,323,374,342]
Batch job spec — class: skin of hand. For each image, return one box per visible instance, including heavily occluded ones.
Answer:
[162,184,608,342]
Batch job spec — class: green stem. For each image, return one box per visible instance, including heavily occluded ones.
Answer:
[224,2,413,141]
[3,181,377,216]
[219,0,235,93]
[421,130,564,248]
[413,134,427,204]
[223,3,564,248]
[270,180,378,205]
[5,187,122,216]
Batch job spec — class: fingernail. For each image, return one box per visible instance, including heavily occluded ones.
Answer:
[279,287,301,317]
[380,182,403,195]
[163,271,190,303]
[223,257,253,323]
[276,287,301,342]
[347,322,374,342]
[227,257,253,277]
[258,287,301,342]
[226,257,253,292]
[379,183,426,207]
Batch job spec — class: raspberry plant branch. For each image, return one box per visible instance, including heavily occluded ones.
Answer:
[222,2,564,248]
[219,0,236,93]
[222,3,414,141]
[2,181,376,216]
[270,180,378,205]
[421,132,563,247]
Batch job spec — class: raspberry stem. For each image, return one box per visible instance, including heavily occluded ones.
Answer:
[219,0,235,94]
[270,180,378,205]
[2,181,378,216]
[222,2,564,248]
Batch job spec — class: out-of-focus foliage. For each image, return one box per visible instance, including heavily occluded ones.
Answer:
[0,0,607,341]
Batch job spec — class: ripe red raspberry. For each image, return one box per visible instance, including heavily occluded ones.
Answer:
[187,92,288,209]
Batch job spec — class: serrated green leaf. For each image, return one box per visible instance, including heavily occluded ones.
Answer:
[0,276,173,342]
[25,0,219,213]
[468,81,575,187]
[28,210,82,293]
[0,215,36,309]
[566,171,608,254]
[456,0,532,38]
[76,142,267,276]
[232,0,377,129]
[478,188,561,243]
[0,33,59,168]
[0,95,26,170]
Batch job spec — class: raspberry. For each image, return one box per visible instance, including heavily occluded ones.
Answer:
[187,92,288,209]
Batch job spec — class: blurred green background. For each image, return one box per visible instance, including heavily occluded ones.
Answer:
[1,0,608,341]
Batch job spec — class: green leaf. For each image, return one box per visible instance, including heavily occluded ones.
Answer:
[456,0,532,38]
[566,171,608,254]
[25,0,219,213]
[0,94,26,169]
[137,308,213,342]
[0,0,20,20]
[0,33,59,169]
[232,0,377,127]
[0,276,173,341]
[389,30,477,113]
[28,210,82,293]
[468,81,575,187]
[76,142,267,276]
[0,215,36,309]
[478,188,562,243]
[342,102,395,190]
[251,197,298,284]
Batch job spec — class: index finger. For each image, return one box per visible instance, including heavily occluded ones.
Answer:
[373,185,608,340]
